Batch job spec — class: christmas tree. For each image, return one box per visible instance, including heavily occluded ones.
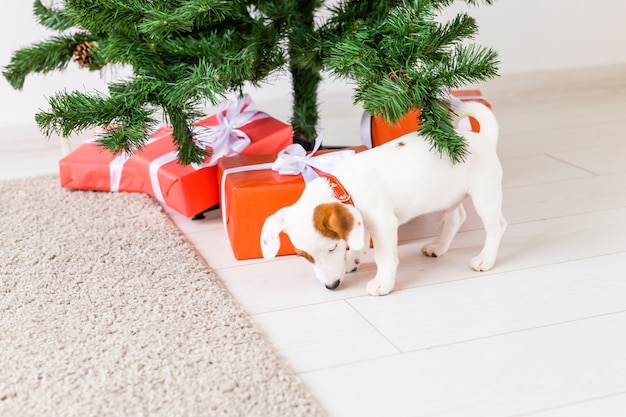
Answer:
[3,0,498,165]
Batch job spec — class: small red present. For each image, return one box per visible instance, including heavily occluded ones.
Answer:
[59,95,293,217]
[360,89,492,148]
[217,142,366,260]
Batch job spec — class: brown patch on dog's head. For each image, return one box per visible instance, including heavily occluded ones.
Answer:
[313,202,354,242]
[295,248,315,264]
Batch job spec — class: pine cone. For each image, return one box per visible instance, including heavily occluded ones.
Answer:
[72,41,94,68]
[387,69,410,84]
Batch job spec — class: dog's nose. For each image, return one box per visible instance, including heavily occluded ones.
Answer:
[325,280,341,290]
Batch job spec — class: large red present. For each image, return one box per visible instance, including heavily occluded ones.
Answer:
[59,95,293,218]
[360,89,492,148]
[217,142,366,260]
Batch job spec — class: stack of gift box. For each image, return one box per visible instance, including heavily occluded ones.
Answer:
[59,91,490,260]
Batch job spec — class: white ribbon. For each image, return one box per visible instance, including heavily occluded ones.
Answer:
[271,135,355,183]
[109,152,131,193]
[439,90,486,110]
[191,94,269,169]
[88,130,132,193]
[148,151,179,203]
[360,111,374,148]
[149,147,213,206]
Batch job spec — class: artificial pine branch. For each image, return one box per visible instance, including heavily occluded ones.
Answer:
[323,0,499,162]
[33,0,73,31]
[166,105,207,165]
[3,32,101,90]
[63,0,147,37]
[36,90,126,137]
[5,0,500,165]
[419,98,468,161]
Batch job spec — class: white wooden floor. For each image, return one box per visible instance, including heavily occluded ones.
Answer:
[2,64,626,416]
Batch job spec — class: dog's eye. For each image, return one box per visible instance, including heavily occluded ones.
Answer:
[329,243,338,253]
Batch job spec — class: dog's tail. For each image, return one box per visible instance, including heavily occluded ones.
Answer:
[453,101,499,145]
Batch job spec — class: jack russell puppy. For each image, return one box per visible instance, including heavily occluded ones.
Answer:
[261,101,506,296]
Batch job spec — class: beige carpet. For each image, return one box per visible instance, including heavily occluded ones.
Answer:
[0,175,326,417]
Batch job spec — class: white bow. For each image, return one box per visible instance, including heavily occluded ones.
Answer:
[440,89,463,109]
[192,94,268,168]
[272,135,355,182]
[439,89,485,109]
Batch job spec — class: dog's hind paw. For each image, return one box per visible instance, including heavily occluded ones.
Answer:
[366,278,394,296]
[470,256,494,272]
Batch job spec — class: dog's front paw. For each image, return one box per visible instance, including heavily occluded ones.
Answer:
[366,278,394,296]
[470,256,494,272]
[346,260,360,274]
[345,251,361,274]
[421,243,444,258]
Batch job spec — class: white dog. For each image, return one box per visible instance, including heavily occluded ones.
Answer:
[261,102,506,296]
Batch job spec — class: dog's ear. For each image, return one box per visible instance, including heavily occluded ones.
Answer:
[314,202,365,251]
[260,206,291,259]
[343,204,366,251]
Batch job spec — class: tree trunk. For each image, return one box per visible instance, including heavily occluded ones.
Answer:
[288,1,321,150]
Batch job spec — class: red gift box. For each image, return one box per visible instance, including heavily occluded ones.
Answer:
[59,95,293,218]
[360,89,492,148]
[58,126,172,194]
[217,145,367,260]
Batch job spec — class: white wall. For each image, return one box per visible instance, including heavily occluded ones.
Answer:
[1,1,625,128]
[441,0,626,74]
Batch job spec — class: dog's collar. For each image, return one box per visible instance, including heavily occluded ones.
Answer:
[323,174,354,206]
